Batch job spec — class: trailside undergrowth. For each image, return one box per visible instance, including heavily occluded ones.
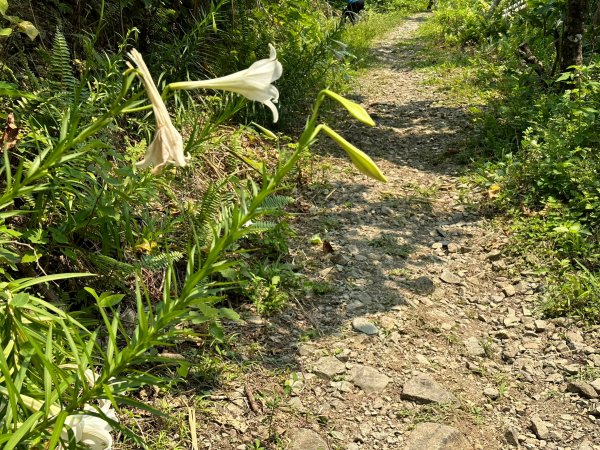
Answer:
[419,0,600,322]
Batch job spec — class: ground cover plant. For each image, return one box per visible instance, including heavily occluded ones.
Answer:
[0,0,415,447]
[419,0,600,321]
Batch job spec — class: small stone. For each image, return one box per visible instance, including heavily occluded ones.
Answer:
[440,269,462,285]
[405,422,470,450]
[401,373,458,405]
[349,365,391,393]
[447,243,460,253]
[503,284,516,297]
[566,330,584,343]
[288,397,304,410]
[567,381,599,399]
[416,354,432,366]
[246,315,264,325]
[505,428,520,447]
[352,317,379,335]
[486,249,503,261]
[312,356,346,380]
[530,415,549,440]
[331,253,350,266]
[504,315,520,327]
[287,428,328,450]
[590,378,600,394]
[545,373,564,383]
[464,336,486,357]
[331,380,354,393]
[562,364,580,375]
[484,387,500,400]
[535,320,548,332]
[412,276,436,295]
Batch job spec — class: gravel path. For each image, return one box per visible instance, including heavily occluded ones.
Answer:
[193,14,600,450]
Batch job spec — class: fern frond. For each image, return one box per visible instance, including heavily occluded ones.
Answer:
[256,195,294,214]
[139,251,184,271]
[243,221,277,235]
[88,253,135,274]
[50,29,77,94]
[196,182,228,246]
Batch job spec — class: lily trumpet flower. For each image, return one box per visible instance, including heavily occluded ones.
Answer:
[63,400,117,450]
[128,49,190,174]
[169,44,283,122]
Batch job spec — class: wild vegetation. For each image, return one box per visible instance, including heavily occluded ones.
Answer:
[420,0,600,321]
[0,0,418,448]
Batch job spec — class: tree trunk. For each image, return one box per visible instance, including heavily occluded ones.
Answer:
[560,0,588,72]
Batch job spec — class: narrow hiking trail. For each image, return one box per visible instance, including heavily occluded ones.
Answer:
[190,14,600,450]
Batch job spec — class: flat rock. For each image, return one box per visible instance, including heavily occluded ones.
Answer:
[463,336,486,357]
[349,365,390,393]
[504,428,520,447]
[530,415,549,440]
[401,373,458,404]
[440,269,462,285]
[405,422,470,450]
[312,356,345,380]
[534,320,548,332]
[486,249,503,261]
[352,317,379,335]
[412,275,436,295]
[287,428,328,450]
[502,284,516,297]
[484,387,500,400]
[567,381,599,399]
[591,378,600,393]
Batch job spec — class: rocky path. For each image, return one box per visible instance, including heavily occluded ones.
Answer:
[193,13,600,450]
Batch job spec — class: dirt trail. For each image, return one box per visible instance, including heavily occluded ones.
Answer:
[194,14,600,450]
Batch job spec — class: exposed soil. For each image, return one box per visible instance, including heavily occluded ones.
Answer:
[145,13,600,450]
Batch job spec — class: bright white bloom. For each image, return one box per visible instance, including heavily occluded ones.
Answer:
[63,400,117,450]
[128,49,190,174]
[169,44,283,122]
[57,367,118,450]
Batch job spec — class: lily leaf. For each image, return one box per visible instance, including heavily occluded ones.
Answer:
[320,124,387,182]
[321,89,375,126]
[0,0,7,15]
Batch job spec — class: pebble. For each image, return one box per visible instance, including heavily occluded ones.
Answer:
[464,336,486,357]
[352,317,379,335]
[530,415,550,440]
[401,373,458,405]
[440,269,462,285]
[312,356,346,380]
[405,422,470,450]
[567,381,599,399]
[286,429,328,450]
[484,387,500,400]
[349,365,391,393]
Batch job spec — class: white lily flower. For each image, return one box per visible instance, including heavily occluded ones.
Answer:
[63,400,117,450]
[127,48,190,174]
[56,366,118,450]
[169,44,283,122]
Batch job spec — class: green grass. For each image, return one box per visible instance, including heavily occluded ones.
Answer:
[342,11,415,68]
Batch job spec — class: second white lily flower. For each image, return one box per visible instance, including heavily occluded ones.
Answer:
[128,49,190,174]
[169,44,283,122]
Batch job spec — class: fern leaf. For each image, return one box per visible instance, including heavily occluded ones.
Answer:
[50,29,77,94]
[139,251,184,271]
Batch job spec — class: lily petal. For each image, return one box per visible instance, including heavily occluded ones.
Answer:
[169,44,283,122]
[128,49,190,173]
